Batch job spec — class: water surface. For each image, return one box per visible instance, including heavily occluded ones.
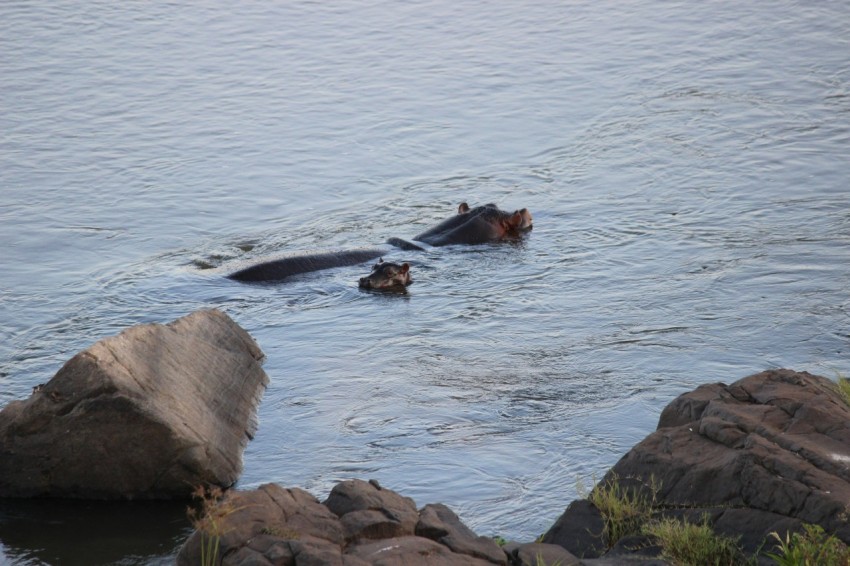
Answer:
[1,1,848,563]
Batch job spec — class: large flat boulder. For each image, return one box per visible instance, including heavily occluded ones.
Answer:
[542,369,850,559]
[0,309,268,499]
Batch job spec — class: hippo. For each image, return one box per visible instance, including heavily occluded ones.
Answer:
[358,259,412,291]
[227,202,532,283]
[410,202,533,246]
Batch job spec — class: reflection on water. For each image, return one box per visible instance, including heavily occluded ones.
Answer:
[0,499,188,566]
[1,0,849,563]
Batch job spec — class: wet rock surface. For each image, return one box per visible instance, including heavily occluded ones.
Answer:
[0,309,268,499]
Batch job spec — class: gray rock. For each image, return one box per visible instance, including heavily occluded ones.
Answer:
[347,535,496,566]
[511,542,579,566]
[222,547,274,566]
[341,509,411,543]
[179,481,511,565]
[416,503,507,564]
[325,479,419,537]
[0,309,268,499]
[178,483,346,566]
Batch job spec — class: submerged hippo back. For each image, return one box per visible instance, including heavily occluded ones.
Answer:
[228,249,385,282]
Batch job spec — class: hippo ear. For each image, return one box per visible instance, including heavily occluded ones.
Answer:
[506,211,523,230]
[458,202,470,214]
[400,262,410,274]
[520,208,533,230]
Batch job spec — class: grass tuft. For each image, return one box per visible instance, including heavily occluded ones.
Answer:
[836,373,850,408]
[765,523,850,566]
[644,514,748,566]
[575,472,850,565]
[581,473,659,548]
[534,554,563,566]
[186,485,239,566]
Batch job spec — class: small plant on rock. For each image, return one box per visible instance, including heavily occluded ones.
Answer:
[643,514,749,566]
[534,554,563,566]
[261,524,300,539]
[580,473,659,548]
[835,373,850,408]
[765,523,850,566]
[186,485,233,566]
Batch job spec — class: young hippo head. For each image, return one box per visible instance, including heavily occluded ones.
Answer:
[358,259,412,291]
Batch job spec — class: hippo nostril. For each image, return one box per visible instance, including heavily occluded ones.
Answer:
[358,278,370,288]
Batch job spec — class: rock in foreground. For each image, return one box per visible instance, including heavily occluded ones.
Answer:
[0,309,268,499]
[175,368,850,564]
[543,369,850,560]
[178,479,574,566]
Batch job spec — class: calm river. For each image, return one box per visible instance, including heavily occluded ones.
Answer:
[1,1,848,563]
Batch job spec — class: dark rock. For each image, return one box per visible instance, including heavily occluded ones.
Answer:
[511,542,579,566]
[540,498,606,558]
[179,481,506,565]
[341,509,411,543]
[659,506,802,557]
[415,503,506,564]
[602,533,662,560]
[178,483,345,566]
[657,382,728,429]
[347,535,495,565]
[222,547,274,566]
[289,539,347,566]
[609,370,850,547]
[580,557,670,566]
[325,479,419,538]
[713,508,801,555]
[501,541,522,557]
[544,369,850,561]
[0,309,268,499]
[175,368,850,564]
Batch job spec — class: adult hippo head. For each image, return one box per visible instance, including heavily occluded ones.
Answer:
[413,202,533,246]
[358,259,412,291]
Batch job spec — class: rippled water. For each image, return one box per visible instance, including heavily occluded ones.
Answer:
[1,1,849,563]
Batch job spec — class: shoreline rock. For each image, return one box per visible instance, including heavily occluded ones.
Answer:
[4,310,847,565]
[542,369,850,561]
[177,479,568,566]
[0,309,268,499]
[176,369,850,565]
